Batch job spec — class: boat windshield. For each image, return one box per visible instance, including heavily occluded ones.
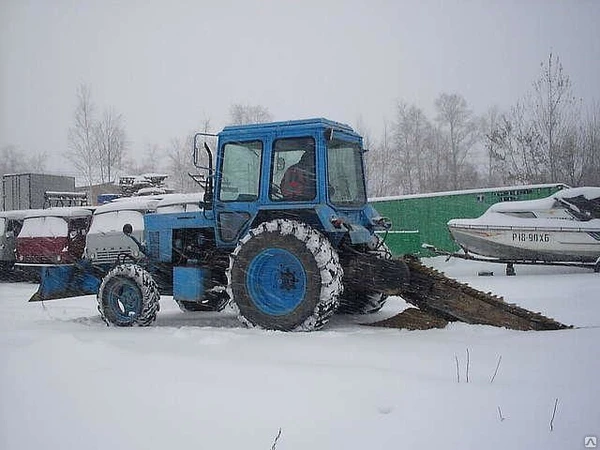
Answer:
[327,139,367,207]
[559,195,600,220]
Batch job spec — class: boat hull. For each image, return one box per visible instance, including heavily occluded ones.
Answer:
[449,224,600,263]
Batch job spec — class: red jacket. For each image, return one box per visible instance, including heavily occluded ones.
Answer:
[281,164,315,200]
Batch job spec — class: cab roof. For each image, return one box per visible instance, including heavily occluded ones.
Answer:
[23,207,93,219]
[220,118,358,139]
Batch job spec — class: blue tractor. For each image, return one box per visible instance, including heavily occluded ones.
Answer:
[31,118,568,332]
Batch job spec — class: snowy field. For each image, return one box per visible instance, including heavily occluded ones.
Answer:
[1,257,598,450]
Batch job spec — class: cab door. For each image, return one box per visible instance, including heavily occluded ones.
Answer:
[214,139,264,246]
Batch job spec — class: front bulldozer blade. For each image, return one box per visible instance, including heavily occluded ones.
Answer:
[29,263,102,302]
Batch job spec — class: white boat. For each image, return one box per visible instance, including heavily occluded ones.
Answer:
[447,187,600,269]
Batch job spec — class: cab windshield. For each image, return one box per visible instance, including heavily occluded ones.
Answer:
[327,139,367,207]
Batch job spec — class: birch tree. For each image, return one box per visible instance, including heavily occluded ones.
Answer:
[67,84,97,187]
[66,83,128,185]
[95,107,126,183]
[435,93,479,190]
[393,102,430,194]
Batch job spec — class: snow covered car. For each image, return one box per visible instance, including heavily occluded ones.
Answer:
[0,210,28,270]
[84,197,160,266]
[16,207,93,264]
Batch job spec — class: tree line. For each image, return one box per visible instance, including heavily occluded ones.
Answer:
[58,85,275,193]
[3,53,596,196]
[65,54,600,196]
[366,53,600,197]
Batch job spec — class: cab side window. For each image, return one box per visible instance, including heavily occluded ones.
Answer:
[218,141,263,202]
[270,137,316,202]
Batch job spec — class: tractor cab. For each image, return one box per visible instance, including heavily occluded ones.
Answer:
[194,118,382,249]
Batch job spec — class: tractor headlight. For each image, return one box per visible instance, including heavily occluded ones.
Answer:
[372,216,392,231]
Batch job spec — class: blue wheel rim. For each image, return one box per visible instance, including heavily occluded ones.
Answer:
[246,248,307,316]
[106,278,142,323]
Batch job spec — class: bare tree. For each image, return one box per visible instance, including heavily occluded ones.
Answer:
[95,107,126,183]
[0,144,48,176]
[166,118,214,193]
[488,53,588,186]
[364,119,400,197]
[66,83,129,186]
[67,84,97,187]
[581,101,600,186]
[354,116,385,197]
[167,135,196,193]
[27,151,48,173]
[122,144,164,176]
[393,102,431,194]
[488,103,546,184]
[423,124,452,192]
[435,93,480,190]
[229,104,273,125]
[531,52,580,182]
[481,106,505,186]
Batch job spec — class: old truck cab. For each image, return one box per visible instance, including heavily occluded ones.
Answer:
[0,210,27,270]
[16,207,93,264]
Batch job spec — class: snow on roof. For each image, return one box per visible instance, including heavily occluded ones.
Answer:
[369,183,570,202]
[554,186,600,201]
[155,192,204,208]
[22,207,93,219]
[136,187,170,196]
[93,197,161,214]
[0,210,30,220]
[488,187,600,213]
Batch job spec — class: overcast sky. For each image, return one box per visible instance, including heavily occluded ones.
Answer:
[1,0,599,177]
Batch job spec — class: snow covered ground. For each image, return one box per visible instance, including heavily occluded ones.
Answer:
[1,257,598,450]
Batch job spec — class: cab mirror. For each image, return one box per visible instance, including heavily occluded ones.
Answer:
[122,223,133,236]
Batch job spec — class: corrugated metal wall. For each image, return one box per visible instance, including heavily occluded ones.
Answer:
[370,184,568,256]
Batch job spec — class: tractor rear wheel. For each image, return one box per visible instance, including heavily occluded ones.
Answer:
[339,235,396,314]
[97,264,160,326]
[227,219,343,331]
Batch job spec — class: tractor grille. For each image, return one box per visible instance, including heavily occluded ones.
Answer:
[95,248,133,264]
[147,231,160,259]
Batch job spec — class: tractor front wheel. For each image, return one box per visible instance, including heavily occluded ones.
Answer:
[97,264,160,326]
